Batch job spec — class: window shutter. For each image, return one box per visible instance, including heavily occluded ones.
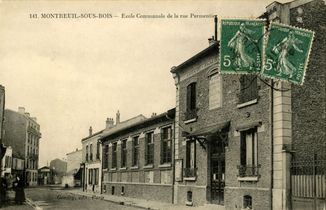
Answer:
[240,132,247,166]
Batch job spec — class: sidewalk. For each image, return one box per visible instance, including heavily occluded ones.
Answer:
[65,188,225,210]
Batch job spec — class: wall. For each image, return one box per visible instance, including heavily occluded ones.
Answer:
[67,150,82,172]
[102,117,174,203]
[290,0,326,160]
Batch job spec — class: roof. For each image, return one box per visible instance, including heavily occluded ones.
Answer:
[100,108,175,141]
[81,129,104,142]
[170,42,219,74]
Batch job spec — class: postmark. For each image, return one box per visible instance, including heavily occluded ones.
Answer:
[220,19,265,74]
[262,22,314,85]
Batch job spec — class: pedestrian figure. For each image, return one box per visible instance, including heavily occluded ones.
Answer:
[272,30,303,78]
[228,23,257,69]
[13,176,25,205]
[0,177,8,207]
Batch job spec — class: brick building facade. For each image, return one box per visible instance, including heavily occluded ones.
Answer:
[171,41,273,209]
[100,109,175,203]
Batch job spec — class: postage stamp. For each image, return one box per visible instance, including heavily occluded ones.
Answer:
[262,22,314,85]
[220,19,265,74]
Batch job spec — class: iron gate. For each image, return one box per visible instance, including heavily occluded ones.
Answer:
[291,154,326,210]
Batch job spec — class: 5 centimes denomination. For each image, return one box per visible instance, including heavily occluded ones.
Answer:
[220,19,265,74]
[262,22,314,85]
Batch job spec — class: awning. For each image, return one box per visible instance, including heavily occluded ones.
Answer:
[183,121,230,139]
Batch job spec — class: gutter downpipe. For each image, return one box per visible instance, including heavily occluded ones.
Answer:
[171,71,180,204]
[270,79,274,210]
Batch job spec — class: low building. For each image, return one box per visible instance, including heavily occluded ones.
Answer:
[62,149,82,187]
[38,166,53,185]
[100,109,175,203]
[81,127,104,193]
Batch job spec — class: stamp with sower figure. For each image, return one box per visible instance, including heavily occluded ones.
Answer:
[262,22,314,85]
[220,19,265,74]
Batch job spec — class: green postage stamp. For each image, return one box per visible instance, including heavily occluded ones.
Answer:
[220,19,265,74]
[262,22,314,85]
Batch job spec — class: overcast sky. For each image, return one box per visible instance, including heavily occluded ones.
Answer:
[0,0,290,167]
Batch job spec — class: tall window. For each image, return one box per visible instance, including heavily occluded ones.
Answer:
[239,128,258,177]
[96,141,100,159]
[90,144,93,161]
[121,140,127,168]
[132,136,139,166]
[88,169,92,184]
[86,145,89,161]
[112,142,117,168]
[103,145,109,169]
[184,140,196,177]
[209,73,222,110]
[145,132,154,165]
[187,82,196,111]
[239,75,258,104]
[161,126,172,164]
[94,168,99,185]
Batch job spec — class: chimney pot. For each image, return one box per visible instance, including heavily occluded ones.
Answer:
[106,117,114,129]
[208,36,216,46]
[116,110,120,124]
[18,107,25,114]
[89,126,93,136]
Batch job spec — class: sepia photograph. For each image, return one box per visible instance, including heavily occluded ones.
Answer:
[0,0,325,209]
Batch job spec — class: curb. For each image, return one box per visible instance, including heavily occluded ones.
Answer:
[67,191,158,210]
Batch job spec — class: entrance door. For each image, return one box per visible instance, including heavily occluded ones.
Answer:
[210,136,225,205]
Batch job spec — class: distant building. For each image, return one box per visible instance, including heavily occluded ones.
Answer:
[62,149,82,187]
[38,166,53,185]
[100,109,175,203]
[50,158,67,184]
[3,107,41,186]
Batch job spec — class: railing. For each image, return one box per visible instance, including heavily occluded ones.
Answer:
[237,165,260,177]
[183,167,197,178]
[184,109,198,121]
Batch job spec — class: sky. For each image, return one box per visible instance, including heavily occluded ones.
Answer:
[0,0,290,167]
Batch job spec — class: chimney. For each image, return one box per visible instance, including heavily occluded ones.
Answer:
[89,126,93,136]
[214,15,218,41]
[106,118,114,129]
[25,112,30,117]
[116,110,120,124]
[208,36,216,46]
[18,107,25,114]
[151,113,157,117]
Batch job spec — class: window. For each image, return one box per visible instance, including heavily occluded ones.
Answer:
[112,142,117,169]
[239,75,258,104]
[96,141,100,159]
[132,136,139,166]
[88,169,93,184]
[90,144,93,161]
[184,140,196,177]
[239,128,259,177]
[94,168,99,185]
[161,126,172,164]
[86,145,89,161]
[103,145,109,168]
[145,132,154,165]
[185,82,197,121]
[209,73,222,109]
[243,195,252,209]
[121,140,127,168]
